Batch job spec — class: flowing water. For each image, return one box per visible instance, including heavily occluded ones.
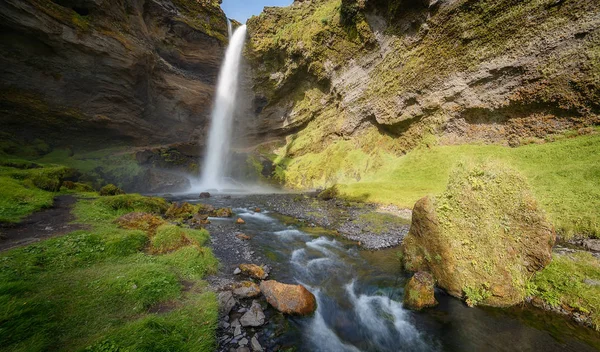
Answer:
[183,195,600,352]
[198,24,247,191]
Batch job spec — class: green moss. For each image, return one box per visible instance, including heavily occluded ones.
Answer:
[93,194,168,216]
[356,211,410,234]
[99,184,125,196]
[531,252,600,330]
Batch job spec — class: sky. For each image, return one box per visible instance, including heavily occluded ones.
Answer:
[221,0,294,23]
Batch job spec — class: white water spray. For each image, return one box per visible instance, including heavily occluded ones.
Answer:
[199,23,247,190]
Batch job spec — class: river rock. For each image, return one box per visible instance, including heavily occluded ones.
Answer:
[259,280,317,315]
[239,301,265,327]
[403,272,438,310]
[251,335,263,352]
[232,281,261,298]
[218,291,236,317]
[234,268,242,275]
[239,264,268,280]
[237,234,252,240]
[199,192,211,198]
[236,218,246,224]
[401,162,555,307]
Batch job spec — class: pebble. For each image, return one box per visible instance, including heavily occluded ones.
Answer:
[234,268,241,275]
[251,335,263,352]
[239,338,249,346]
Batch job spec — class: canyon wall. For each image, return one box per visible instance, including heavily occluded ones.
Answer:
[245,0,600,188]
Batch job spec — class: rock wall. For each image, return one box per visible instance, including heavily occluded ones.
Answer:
[245,0,600,187]
[0,0,228,148]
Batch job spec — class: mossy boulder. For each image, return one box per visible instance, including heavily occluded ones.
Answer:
[317,185,338,200]
[404,271,438,310]
[99,184,125,196]
[239,264,268,280]
[165,202,198,220]
[401,162,555,307]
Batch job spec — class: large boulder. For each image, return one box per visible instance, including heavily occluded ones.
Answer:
[403,271,438,310]
[259,280,317,315]
[401,162,555,307]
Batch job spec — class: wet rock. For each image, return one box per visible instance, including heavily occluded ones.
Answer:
[200,192,211,198]
[260,280,317,315]
[239,264,268,280]
[582,239,600,252]
[404,271,438,310]
[401,162,555,307]
[240,301,265,327]
[232,281,261,298]
[218,291,236,317]
[237,233,252,240]
[236,218,246,224]
[251,335,263,352]
[254,208,261,213]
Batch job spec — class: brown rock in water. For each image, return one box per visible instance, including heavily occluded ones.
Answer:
[403,272,438,310]
[199,192,211,198]
[259,280,317,315]
[239,264,268,280]
[254,208,261,213]
[237,234,251,240]
[401,162,555,307]
[231,281,261,298]
[236,218,246,224]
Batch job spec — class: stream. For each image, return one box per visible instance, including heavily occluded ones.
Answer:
[175,193,600,352]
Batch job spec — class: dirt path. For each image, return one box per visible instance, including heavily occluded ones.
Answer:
[0,195,87,251]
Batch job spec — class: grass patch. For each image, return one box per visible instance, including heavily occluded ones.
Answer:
[275,133,600,238]
[530,252,600,330]
[0,193,219,351]
[356,212,410,234]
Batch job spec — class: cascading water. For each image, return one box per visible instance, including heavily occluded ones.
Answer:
[198,22,247,190]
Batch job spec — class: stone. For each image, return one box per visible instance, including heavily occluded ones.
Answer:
[218,291,236,317]
[234,324,242,337]
[234,267,242,275]
[251,335,263,352]
[239,338,249,346]
[582,239,600,252]
[403,271,438,310]
[401,162,555,307]
[232,281,261,298]
[239,264,268,280]
[199,192,211,198]
[236,218,246,224]
[237,233,252,240]
[239,301,265,327]
[254,208,261,213]
[259,280,317,315]
[236,347,250,352]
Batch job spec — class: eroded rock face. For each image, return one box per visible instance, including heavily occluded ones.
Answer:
[0,0,227,147]
[259,280,317,315]
[401,162,555,307]
[403,271,437,310]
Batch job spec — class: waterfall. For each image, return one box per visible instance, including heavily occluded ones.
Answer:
[227,18,232,39]
[199,23,247,190]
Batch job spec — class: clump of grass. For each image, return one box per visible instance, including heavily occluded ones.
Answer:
[356,211,410,234]
[116,212,166,235]
[99,184,125,196]
[95,194,169,215]
[151,225,190,253]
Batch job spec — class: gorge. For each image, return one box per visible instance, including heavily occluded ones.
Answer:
[0,0,599,351]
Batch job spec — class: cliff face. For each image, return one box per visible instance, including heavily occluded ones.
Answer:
[246,0,600,188]
[0,0,228,148]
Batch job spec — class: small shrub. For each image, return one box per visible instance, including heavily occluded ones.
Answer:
[317,185,338,200]
[99,184,125,196]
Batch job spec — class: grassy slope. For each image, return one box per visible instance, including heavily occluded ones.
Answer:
[273,132,600,238]
[0,194,219,352]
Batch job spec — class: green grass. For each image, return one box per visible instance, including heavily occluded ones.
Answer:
[0,176,54,223]
[530,252,600,330]
[301,133,600,238]
[0,194,219,351]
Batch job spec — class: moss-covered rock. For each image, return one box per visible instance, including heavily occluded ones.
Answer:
[99,184,125,196]
[404,271,438,310]
[401,162,555,307]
